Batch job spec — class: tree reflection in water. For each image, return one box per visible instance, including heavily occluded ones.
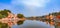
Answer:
[17,21,24,25]
[0,22,8,28]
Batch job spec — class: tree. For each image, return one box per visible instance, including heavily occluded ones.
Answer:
[0,22,8,28]
[51,12,60,16]
[52,12,58,16]
[0,14,3,19]
[0,9,11,18]
[17,21,24,25]
[4,9,11,13]
[17,14,24,18]
[17,14,25,25]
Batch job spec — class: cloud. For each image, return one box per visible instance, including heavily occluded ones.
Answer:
[12,0,50,8]
[0,0,50,16]
[12,0,50,7]
[23,0,50,7]
[0,0,60,17]
[11,0,50,15]
[12,0,50,11]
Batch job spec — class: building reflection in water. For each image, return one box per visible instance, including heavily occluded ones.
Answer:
[44,14,60,28]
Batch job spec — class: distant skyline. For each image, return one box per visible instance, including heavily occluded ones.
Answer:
[0,0,60,17]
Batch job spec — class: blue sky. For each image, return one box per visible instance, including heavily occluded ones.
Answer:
[0,0,60,17]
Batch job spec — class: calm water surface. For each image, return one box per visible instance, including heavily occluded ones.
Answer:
[12,20,55,28]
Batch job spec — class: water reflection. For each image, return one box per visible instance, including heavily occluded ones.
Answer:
[17,21,24,25]
[0,22,8,28]
[12,20,55,28]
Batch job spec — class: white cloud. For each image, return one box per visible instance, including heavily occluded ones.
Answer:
[11,0,50,12]
[23,0,50,7]
[0,0,50,17]
[0,0,59,17]
[11,0,50,16]
[12,0,50,10]
[12,0,50,7]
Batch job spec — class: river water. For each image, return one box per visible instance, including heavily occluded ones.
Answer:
[12,20,55,28]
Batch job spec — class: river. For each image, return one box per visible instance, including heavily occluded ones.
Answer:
[12,20,55,28]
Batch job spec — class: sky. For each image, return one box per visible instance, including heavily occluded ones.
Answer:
[0,0,60,17]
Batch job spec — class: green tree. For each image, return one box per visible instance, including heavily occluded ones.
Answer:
[0,11,8,18]
[0,22,8,28]
[4,9,11,13]
[17,21,24,25]
[0,9,11,18]
[17,14,24,18]
[51,12,60,16]
[17,14,25,25]
[0,14,3,19]
[52,12,58,16]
